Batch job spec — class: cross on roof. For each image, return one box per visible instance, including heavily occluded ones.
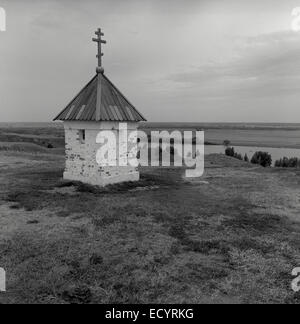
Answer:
[92,28,106,70]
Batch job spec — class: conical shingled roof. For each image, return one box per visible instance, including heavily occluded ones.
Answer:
[54,73,146,122]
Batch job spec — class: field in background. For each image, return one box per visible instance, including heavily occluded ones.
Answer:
[0,124,64,158]
[0,124,300,304]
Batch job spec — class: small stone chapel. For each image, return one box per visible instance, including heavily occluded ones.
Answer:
[54,28,146,186]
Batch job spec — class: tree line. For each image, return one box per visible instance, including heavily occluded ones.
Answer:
[224,145,300,168]
[225,147,272,167]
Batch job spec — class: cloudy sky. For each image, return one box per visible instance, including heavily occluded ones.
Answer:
[1,0,300,122]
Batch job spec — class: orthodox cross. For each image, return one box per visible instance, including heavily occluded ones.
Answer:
[93,28,106,120]
[93,28,106,69]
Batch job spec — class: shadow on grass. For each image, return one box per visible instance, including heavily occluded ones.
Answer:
[222,212,289,234]
[5,170,177,214]
[56,173,178,194]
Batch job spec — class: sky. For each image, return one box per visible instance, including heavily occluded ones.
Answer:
[1,0,300,122]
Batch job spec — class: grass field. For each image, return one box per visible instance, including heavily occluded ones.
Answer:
[0,126,300,304]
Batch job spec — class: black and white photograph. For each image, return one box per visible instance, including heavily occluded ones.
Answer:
[0,0,300,308]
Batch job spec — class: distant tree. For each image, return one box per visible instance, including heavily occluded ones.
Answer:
[275,157,300,168]
[223,140,231,147]
[225,147,235,157]
[244,154,249,162]
[170,145,175,156]
[275,159,282,167]
[47,143,54,149]
[288,157,298,168]
[234,152,243,161]
[282,157,289,168]
[225,147,244,161]
[251,151,272,167]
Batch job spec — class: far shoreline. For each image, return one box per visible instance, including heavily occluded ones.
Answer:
[1,121,300,150]
[205,141,300,150]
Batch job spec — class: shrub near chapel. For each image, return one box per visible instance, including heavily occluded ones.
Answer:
[225,147,243,161]
[251,151,272,168]
[275,157,300,168]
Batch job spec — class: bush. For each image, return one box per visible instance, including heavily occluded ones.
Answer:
[225,147,235,157]
[244,154,249,162]
[223,140,231,147]
[225,147,243,161]
[251,151,272,167]
[234,153,243,161]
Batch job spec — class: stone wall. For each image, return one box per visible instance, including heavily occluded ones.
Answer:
[63,121,139,186]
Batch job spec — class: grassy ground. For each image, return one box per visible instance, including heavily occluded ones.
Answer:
[0,141,300,304]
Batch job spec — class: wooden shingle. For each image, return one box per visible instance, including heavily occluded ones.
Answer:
[54,73,146,122]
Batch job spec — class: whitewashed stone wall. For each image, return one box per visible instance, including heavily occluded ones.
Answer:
[63,121,139,186]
